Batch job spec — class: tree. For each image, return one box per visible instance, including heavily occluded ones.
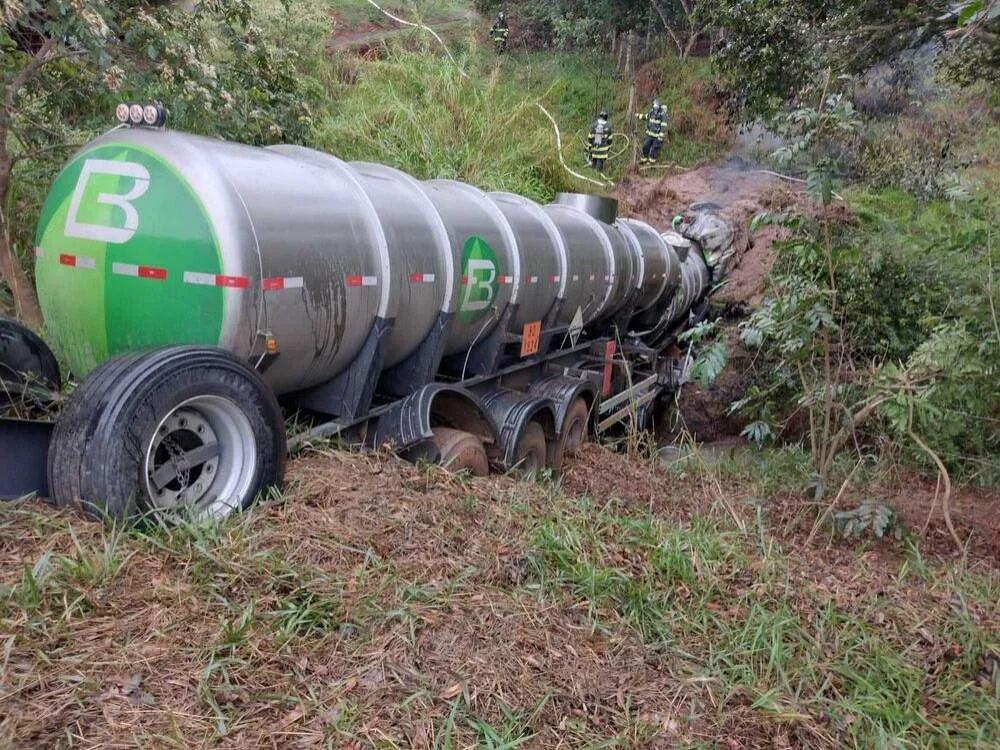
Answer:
[651,1,702,60]
[700,0,952,119]
[0,0,317,329]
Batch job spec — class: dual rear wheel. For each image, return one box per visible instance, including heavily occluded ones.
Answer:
[48,347,285,522]
[44,347,590,519]
[428,397,591,477]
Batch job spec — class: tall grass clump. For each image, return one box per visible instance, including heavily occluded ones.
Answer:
[313,51,572,201]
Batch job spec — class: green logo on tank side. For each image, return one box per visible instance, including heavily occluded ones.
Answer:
[458,235,500,325]
[35,141,224,377]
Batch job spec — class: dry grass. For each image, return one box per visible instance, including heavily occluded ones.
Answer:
[1,444,998,748]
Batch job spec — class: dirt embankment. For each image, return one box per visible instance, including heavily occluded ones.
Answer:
[327,6,480,57]
[618,156,801,306]
[2,445,996,747]
[615,155,805,448]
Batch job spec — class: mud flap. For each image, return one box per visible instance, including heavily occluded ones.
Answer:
[0,418,53,500]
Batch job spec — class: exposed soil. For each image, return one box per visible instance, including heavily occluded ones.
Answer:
[767,474,1000,565]
[327,7,480,53]
[618,156,802,305]
[1,445,996,747]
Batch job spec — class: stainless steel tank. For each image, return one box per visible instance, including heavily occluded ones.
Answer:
[421,180,520,353]
[541,204,615,325]
[662,248,711,327]
[348,162,455,365]
[620,218,680,314]
[488,192,562,328]
[35,127,695,397]
[595,220,636,320]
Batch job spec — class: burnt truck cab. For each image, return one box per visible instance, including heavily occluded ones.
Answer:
[0,106,729,521]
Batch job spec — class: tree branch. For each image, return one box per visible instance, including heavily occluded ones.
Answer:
[906,399,962,554]
[2,37,59,130]
[651,2,685,58]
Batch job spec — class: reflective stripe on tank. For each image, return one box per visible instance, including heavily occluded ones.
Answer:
[58,253,97,269]
[345,275,378,287]
[34,247,43,258]
[263,276,305,291]
[112,262,167,281]
[409,272,436,283]
[183,271,249,289]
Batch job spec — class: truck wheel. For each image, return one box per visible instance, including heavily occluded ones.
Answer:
[428,428,489,477]
[48,347,285,522]
[561,398,591,455]
[548,397,590,473]
[512,421,548,474]
[0,315,60,396]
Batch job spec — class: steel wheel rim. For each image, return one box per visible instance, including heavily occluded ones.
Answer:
[144,395,257,518]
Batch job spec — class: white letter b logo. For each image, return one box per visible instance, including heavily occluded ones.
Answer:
[65,159,150,244]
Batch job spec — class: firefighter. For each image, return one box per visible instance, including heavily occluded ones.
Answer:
[490,12,509,54]
[636,99,667,165]
[586,110,613,172]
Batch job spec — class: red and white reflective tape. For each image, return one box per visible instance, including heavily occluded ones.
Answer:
[263,276,304,292]
[346,275,378,287]
[499,275,515,285]
[409,272,436,284]
[112,262,167,281]
[572,274,580,282]
[58,253,96,270]
[589,274,596,281]
[550,275,561,283]
[34,247,43,259]
[526,275,539,285]
[184,271,249,289]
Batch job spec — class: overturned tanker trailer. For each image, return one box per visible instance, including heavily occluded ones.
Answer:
[0,111,729,521]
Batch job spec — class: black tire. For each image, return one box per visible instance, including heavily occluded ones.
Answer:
[560,397,591,456]
[428,427,489,477]
[46,351,148,508]
[512,421,548,474]
[0,315,60,396]
[48,347,285,522]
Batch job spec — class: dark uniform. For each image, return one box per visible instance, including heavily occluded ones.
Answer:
[637,101,667,165]
[490,13,509,53]
[586,112,613,172]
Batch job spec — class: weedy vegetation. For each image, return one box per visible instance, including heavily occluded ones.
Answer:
[2,446,997,747]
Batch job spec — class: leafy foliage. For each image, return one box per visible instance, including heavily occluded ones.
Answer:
[737,193,1000,483]
[832,501,905,540]
[0,0,326,321]
[699,0,953,119]
[679,319,727,388]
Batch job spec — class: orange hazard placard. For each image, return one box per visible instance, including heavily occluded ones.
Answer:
[602,339,617,396]
[520,321,542,358]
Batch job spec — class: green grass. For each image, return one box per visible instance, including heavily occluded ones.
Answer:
[321,0,474,28]
[1,447,997,747]
[314,49,577,201]
[315,42,730,199]
[525,494,999,747]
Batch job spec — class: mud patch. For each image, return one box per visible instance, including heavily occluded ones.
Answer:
[619,158,801,306]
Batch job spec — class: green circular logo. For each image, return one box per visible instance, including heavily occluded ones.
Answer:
[35,142,223,376]
[458,235,501,325]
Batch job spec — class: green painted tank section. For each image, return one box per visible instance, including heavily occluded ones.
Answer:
[34,142,224,377]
